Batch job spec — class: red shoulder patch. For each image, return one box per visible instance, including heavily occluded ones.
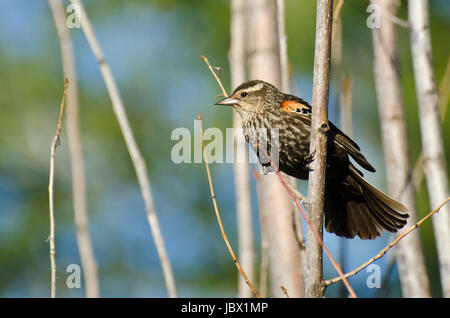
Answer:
[281,100,311,114]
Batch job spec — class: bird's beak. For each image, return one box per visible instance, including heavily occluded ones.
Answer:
[215,97,238,106]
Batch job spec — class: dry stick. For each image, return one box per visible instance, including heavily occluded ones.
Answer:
[48,78,69,298]
[198,114,260,298]
[202,54,356,298]
[69,0,177,297]
[201,56,259,298]
[306,0,333,298]
[201,56,228,97]
[325,197,450,286]
[48,0,99,297]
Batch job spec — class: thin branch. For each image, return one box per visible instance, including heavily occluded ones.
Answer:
[69,0,177,297]
[201,56,228,97]
[306,0,333,298]
[387,14,409,29]
[325,197,450,286]
[49,0,99,297]
[198,114,260,298]
[284,179,307,203]
[48,78,69,298]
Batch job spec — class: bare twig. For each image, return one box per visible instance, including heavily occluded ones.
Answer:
[284,180,307,203]
[325,197,450,286]
[69,0,177,297]
[305,0,334,298]
[48,78,69,298]
[49,0,99,297]
[198,114,260,298]
[387,13,409,29]
[201,56,228,97]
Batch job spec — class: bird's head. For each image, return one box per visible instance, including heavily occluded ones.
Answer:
[215,80,282,117]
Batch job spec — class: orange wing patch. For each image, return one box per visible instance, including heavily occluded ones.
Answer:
[281,100,311,115]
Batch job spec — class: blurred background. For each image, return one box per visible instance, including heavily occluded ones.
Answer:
[0,0,449,297]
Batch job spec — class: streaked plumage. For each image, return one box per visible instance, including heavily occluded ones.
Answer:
[216,80,408,240]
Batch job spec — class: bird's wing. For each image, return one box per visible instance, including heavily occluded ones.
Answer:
[329,122,376,172]
[280,95,376,172]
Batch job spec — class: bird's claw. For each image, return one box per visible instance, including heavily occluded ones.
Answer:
[305,150,316,163]
[305,150,316,171]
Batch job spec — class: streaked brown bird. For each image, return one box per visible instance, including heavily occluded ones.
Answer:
[216,79,408,240]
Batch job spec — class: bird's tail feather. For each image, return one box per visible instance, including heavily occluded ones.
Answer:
[324,165,408,240]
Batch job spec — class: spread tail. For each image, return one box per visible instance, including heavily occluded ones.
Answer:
[324,165,409,240]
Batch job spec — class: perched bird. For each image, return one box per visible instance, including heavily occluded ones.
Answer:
[216,79,408,240]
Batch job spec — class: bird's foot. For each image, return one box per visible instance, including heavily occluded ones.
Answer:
[305,150,316,171]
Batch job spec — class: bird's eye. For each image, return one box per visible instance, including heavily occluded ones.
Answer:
[241,92,248,97]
